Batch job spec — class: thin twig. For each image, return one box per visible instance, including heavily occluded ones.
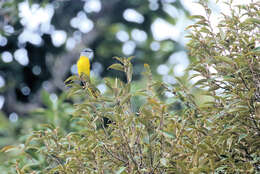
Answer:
[102,144,127,164]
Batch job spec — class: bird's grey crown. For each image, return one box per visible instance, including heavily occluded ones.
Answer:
[81,48,94,58]
[82,48,93,53]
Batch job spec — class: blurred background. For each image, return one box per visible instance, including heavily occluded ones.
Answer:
[0,0,254,149]
[0,0,193,117]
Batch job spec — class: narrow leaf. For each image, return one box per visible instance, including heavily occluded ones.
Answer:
[116,166,126,174]
[108,63,124,72]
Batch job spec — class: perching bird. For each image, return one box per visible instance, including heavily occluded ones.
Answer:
[77,49,109,126]
[77,48,93,77]
[77,48,100,98]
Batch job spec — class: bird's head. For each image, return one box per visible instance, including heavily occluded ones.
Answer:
[81,48,94,59]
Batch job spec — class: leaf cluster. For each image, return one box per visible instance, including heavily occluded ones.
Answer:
[2,1,260,173]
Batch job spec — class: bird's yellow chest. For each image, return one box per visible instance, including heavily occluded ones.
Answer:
[77,56,90,76]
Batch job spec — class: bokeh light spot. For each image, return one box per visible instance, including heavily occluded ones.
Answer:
[162,0,176,3]
[18,2,54,31]
[157,64,169,75]
[3,25,15,34]
[17,2,54,45]
[2,51,13,63]
[73,31,82,43]
[42,81,51,91]
[14,48,29,66]
[169,51,189,67]
[116,30,129,42]
[0,76,5,88]
[66,37,76,50]
[84,0,102,13]
[21,86,31,96]
[163,4,179,18]
[122,41,136,55]
[70,12,94,33]
[151,18,180,41]
[9,112,19,122]
[0,95,5,109]
[163,75,176,84]
[123,9,144,24]
[0,35,8,47]
[51,30,67,47]
[149,2,159,11]
[92,62,103,75]
[174,64,185,77]
[131,29,147,42]
[32,65,41,75]
[150,41,160,51]
[70,64,78,75]
[79,19,94,33]
[18,30,42,45]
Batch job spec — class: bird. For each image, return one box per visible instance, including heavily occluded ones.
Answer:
[77,49,109,126]
[77,48,93,77]
[77,48,100,98]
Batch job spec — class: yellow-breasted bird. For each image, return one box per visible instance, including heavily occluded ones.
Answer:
[77,48,100,98]
[77,48,92,77]
[77,49,110,127]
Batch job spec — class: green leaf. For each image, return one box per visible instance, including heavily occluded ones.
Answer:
[252,46,260,52]
[21,163,41,172]
[40,123,55,130]
[120,94,132,105]
[116,166,126,174]
[104,78,114,90]
[196,20,209,26]
[200,27,211,34]
[1,145,18,152]
[141,107,153,119]
[144,64,151,74]
[67,85,82,98]
[108,63,124,72]
[191,78,207,88]
[190,15,206,20]
[214,56,233,64]
[25,146,39,160]
[244,18,260,25]
[25,134,38,146]
[238,134,247,142]
[113,56,125,64]
[64,75,79,84]
[41,90,53,108]
[127,56,134,61]
[160,130,176,139]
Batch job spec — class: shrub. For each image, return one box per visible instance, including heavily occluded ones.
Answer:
[2,1,260,173]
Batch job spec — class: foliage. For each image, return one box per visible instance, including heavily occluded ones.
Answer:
[184,1,260,172]
[1,1,260,173]
[0,0,188,115]
[0,91,74,173]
